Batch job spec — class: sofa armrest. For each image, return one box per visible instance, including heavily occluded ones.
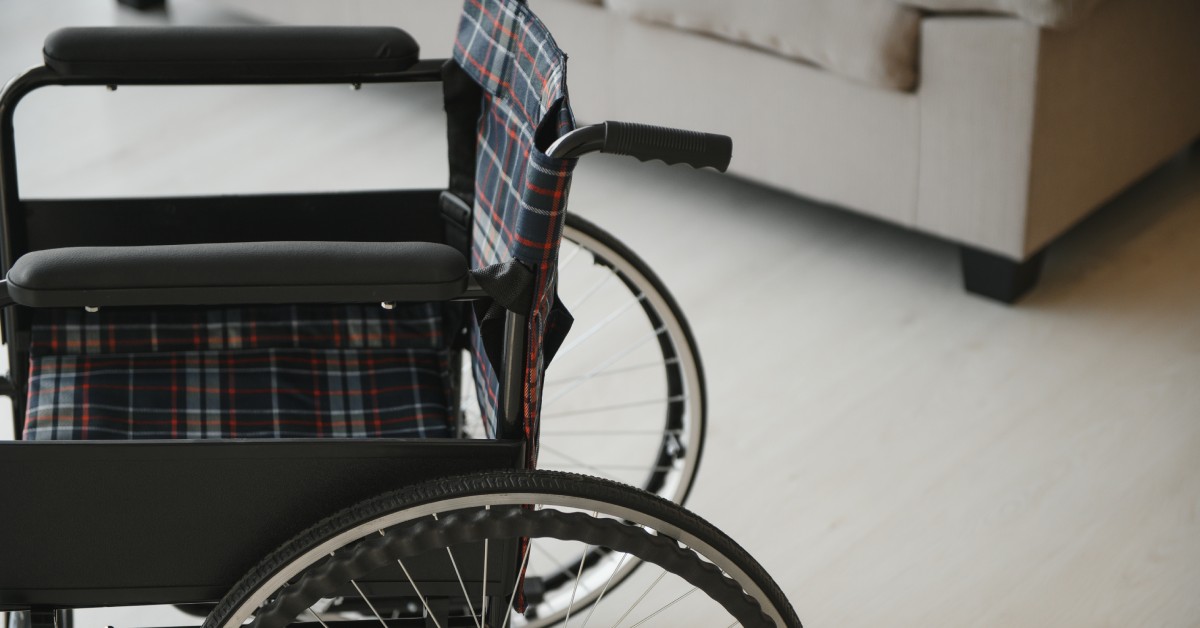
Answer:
[4,241,468,308]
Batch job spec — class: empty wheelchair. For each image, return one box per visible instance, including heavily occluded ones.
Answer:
[0,0,798,626]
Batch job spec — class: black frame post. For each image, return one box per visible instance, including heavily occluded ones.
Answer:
[498,311,528,441]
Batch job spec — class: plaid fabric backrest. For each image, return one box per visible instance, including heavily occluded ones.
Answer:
[454,0,576,462]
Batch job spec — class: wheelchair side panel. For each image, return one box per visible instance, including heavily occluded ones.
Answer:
[0,438,523,609]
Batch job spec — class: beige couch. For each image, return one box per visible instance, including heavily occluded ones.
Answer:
[200,0,1200,302]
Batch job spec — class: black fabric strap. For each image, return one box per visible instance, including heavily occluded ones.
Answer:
[469,260,534,375]
[442,60,482,205]
[439,191,472,258]
[471,260,534,316]
[542,297,574,364]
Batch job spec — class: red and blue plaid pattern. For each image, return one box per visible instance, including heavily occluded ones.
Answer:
[27,304,445,355]
[456,0,577,462]
[24,305,454,440]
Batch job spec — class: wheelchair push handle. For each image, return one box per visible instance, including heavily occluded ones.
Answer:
[603,121,732,171]
[547,121,732,172]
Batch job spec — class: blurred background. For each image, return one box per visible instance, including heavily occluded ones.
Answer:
[1,0,1198,626]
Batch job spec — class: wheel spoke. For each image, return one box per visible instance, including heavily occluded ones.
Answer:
[558,240,586,271]
[433,514,482,628]
[542,328,667,408]
[348,578,389,628]
[580,552,630,628]
[563,526,594,626]
[539,443,620,482]
[543,359,678,388]
[561,272,614,314]
[542,395,684,419]
[481,506,490,625]
[540,429,683,437]
[610,568,667,628]
[554,292,645,360]
[395,556,443,628]
[629,587,698,627]
[500,541,533,628]
[305,607,331,628]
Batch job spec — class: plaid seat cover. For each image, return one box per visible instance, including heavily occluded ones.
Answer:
[456,0,577,463]
[24,305,454,440]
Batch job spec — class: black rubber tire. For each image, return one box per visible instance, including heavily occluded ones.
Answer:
[204,470,800,628]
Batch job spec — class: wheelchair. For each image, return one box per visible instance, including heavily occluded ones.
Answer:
[0,0,800,625]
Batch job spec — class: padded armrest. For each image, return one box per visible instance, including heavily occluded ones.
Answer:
[5,241,468,308]
[42,27,420,80]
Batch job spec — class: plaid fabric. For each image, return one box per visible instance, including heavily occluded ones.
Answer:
[27,304,445,356]
[456,0,577,463]
[24,305,454,440]
[25,348,452,440]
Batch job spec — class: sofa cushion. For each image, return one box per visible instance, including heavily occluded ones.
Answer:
[606,0,921,91]
[901,0,1108,29]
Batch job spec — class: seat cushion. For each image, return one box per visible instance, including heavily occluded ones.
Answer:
[902,0,1108,29]
[606,0,921,90]
[23,304,455,440]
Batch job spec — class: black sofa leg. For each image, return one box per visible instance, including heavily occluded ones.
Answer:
[116,0,166,10]
[960,246,1045,304]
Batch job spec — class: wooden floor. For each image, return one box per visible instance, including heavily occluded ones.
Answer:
[2,1,1199,626]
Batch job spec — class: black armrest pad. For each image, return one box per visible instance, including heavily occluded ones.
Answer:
[6,241,468,307]
[43,26,419,80]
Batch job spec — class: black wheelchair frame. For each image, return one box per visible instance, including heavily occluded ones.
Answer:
[0,55,538,610]
[0,11,794,628]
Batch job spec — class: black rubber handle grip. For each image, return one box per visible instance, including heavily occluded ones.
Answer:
[602,121,732,172]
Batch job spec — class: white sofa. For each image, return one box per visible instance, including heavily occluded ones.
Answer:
[198,0,1200,302]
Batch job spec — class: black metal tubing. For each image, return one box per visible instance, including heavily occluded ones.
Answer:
[546,121,733,171]
[0,59,445,269]
[0,60,449,429]
[546,123,606,159]
[499,311,528,440]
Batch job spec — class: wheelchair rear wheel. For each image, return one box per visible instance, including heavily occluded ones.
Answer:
[204,471,799,628]
[463,213,706,508]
